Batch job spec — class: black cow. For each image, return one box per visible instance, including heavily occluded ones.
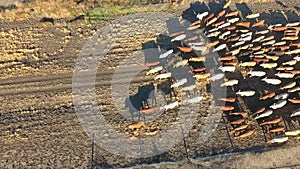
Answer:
[125,83,157,121]
[156,78,177,103]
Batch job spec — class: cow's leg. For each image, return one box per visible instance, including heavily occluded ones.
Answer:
[144,100,150,108]
[150,90,156,106]
[152,97,156,106]
[168,93,172,102]
[288,118,295,129]
[187,90,191,97]
[171,89,176,101]
[193,88,197,97]
[282,118,288,130]
[195,88,200,96]
[131,111,134,122]
[138,111,141,121]
[162,92,167,103]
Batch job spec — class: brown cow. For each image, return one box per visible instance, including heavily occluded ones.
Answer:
[235,129,255,139]
[217,106,235,111]
[260,92,276,100]
[267,127,285,133]
[218,97,236,103]
[260,117,282,126]
[230,118,245,125]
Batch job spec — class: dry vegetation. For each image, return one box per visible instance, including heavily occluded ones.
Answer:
[228,146,300,169]
[0,0,85,21]
[0,0,170,21]
[0,0,274,21]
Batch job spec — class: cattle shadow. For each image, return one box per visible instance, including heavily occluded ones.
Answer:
[236,3,252,19]
[259,11,288,25]
[285,10,300,22]
[142,40,161,64]
[259,10,300,25]
[182,1,209,23]
[120,0,300,167]
[207,1,224,14]
[125,82,156,121]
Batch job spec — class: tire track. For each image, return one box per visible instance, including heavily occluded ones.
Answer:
[0,67,155,96]
[0,68,127,86]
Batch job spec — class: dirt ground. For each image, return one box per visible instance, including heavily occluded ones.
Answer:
[0,0,300,168]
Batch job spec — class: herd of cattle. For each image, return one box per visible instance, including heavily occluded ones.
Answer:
[126,0,300,145]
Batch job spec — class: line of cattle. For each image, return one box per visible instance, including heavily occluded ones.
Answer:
[127,0,300,144]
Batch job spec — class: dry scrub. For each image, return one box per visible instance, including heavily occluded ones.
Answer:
[0,0,274,21]
[223,144,300,169]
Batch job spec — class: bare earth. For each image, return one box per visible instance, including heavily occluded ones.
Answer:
[0,0,300,168]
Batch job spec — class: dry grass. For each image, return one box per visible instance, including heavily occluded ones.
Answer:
[221,144,300,169]
[0,0,275,22]
[233,0,272,2]
[85,4,168,23]
[0,0,86,21]
[0,0,169,21]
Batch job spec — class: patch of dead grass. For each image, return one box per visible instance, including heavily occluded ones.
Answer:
[0,0,275,22]
[0,0,170,21]
[222,144,300,169]
[0,0,86,21]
